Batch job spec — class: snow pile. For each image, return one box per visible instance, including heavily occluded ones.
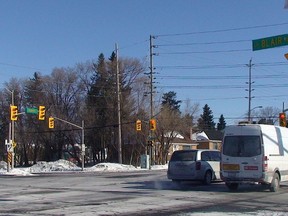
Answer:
[150,164,168,170]
[0,159,168,176]
[29,159,81,173]
[0,161,7,170]
[87,162,138,172]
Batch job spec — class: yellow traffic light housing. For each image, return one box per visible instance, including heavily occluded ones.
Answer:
[38,106,45,120]
[279,112,287,127]
[136,119,142,131]
[10,105,18,121]
[48,117,54,129]
[149,119,156,131]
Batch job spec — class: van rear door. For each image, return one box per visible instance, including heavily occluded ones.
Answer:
[168,150,197,179]
[222,135,263,180]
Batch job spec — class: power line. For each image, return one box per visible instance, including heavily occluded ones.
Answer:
[156,39,251,47]
[157,74,288,80]
[158,83,288,89]
[156,22,288,37]
[157,49,251,55]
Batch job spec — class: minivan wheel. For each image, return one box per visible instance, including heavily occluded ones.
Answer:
[270,173,280,192]
[203,171,212,185]
[226,183,239,191]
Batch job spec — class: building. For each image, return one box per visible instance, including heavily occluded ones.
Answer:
[166,130,223,161]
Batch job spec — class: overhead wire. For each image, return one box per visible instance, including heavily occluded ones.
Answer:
[155,22,288,37]
[151,22,288,109]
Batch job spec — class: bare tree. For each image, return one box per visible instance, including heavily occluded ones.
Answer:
[257,106,281,125]
[155,106,182,164]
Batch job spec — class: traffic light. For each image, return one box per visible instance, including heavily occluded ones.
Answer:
[136,119,141,131]
[38,106,45,120]
[149,119,156,131]
[147,140,153,147]
[279,112,287,127]
[48,117,54,129]
[10,105,18,121]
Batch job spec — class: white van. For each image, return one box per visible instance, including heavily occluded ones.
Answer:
[221,124,288,192]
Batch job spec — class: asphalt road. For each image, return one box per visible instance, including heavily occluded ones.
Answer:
[0,170,288,215]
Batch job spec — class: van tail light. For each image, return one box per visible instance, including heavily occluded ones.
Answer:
[262,156,268,172]
[196,161,201,170]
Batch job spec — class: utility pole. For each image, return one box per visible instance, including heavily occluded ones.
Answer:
[149,35,155,120]
[246,59,254,122]
[116,43,122,164]
[149,35,155,168]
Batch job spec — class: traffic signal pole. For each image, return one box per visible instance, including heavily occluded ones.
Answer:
[6,88,15,171]
[53,117,85,171]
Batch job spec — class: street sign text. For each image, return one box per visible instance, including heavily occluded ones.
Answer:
[252,34,288,51]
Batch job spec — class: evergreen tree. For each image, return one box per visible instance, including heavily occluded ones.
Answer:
[197,104,215,130]
[86,53,116,162]
[217,114,226,130]
[161,91,181,113]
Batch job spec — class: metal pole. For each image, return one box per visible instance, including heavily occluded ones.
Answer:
[7,124,11,172]
[116,43,122,164]
[81,120,85,171]
[5,88,15,170]
[52,116,85,170]
[247,59,253,122]
[11,90,15,169]
[149,35,154,168]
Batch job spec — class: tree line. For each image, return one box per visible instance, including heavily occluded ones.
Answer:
[0,52,230,167]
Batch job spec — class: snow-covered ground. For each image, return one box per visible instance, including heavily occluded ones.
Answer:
[0,159,168,176]
[1,160,287,215]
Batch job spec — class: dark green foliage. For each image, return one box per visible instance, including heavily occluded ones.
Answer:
[198,104,215,130]
[217,114,226,131]
[161,91,181,113]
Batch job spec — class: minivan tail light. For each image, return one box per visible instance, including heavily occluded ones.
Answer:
[262,156,268,172]
[196,161,201,170]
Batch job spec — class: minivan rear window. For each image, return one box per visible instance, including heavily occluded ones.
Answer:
[170,150,197,161]
[223,135,261,157]
[201,151,221,161]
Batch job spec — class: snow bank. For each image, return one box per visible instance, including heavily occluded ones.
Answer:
[86,162,138,172]
[0,160,167,176]
[29,159,81,173]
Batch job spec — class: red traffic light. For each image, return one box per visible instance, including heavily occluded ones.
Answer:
[279,112,287,127]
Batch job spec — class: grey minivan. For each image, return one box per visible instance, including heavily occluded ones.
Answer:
[167,149,221,185]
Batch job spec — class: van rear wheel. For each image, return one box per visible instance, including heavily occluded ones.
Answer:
[270,173,280,192]
[226,183,239,191]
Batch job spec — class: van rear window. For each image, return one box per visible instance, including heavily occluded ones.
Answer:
[170,150,197,161]
[223,136,261,157]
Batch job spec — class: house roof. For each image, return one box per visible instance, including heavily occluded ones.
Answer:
[203,130,223,141]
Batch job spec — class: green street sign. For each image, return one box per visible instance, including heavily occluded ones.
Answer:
[252,34,288,51]
[25,107,39,114]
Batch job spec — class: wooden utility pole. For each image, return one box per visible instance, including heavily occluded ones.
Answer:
[116,43,122,164]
